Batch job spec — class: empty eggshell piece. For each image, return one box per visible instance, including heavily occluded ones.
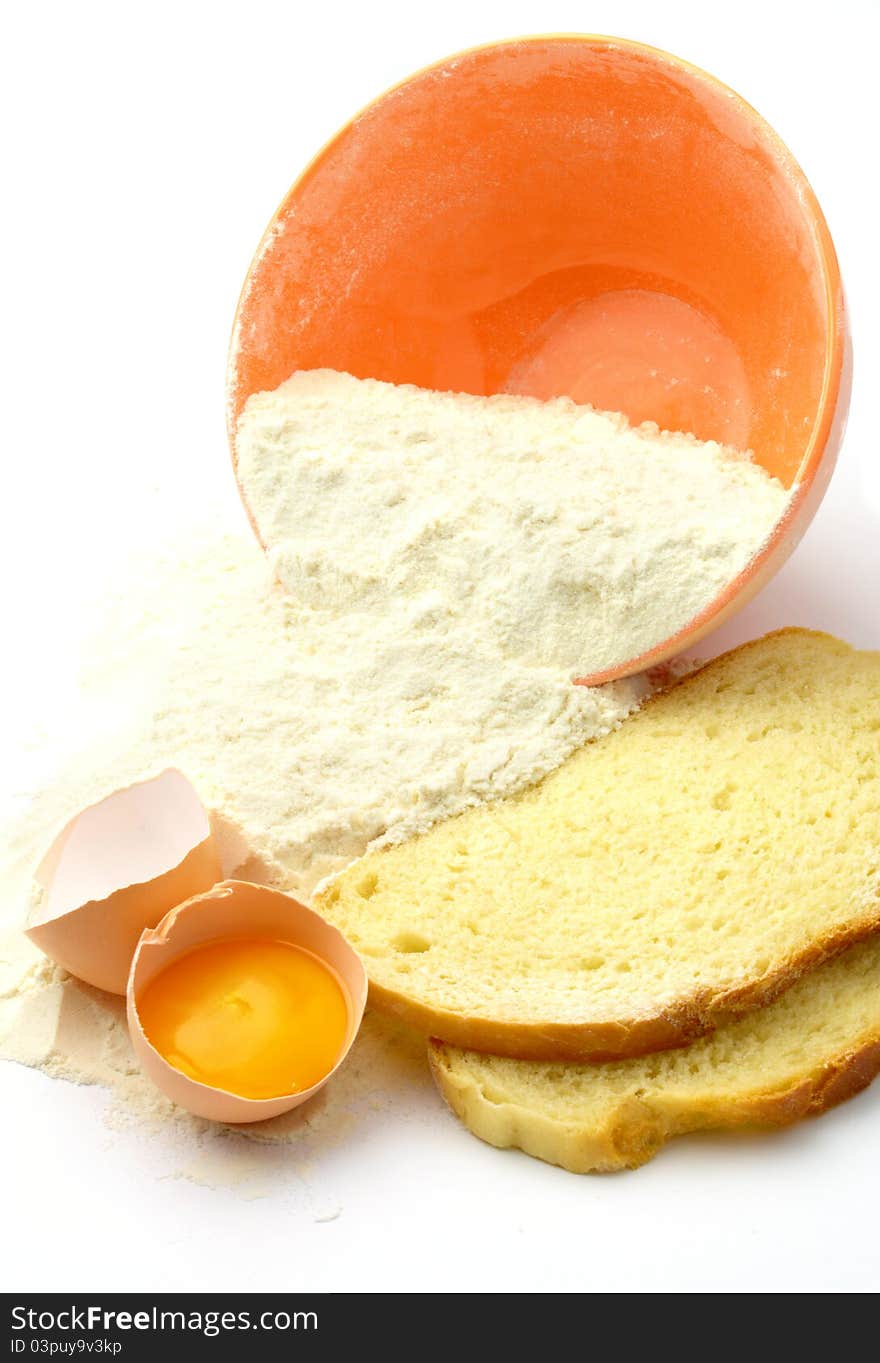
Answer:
[127,880,368,1123]
[26,769,221,994]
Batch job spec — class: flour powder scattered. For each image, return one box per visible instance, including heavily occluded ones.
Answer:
[0,524,648,1137]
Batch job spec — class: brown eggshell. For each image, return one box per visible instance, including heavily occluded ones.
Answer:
[127,879,368,1123]
[26,769,221,994]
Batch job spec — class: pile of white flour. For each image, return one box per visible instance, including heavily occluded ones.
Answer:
[0,529,648,1136]
[2,369,787,1143]
[237,370,788,678]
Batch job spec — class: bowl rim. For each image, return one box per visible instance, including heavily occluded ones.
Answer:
[226,33,848,683]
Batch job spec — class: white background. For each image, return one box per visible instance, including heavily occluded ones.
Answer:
[3,0,879,1294]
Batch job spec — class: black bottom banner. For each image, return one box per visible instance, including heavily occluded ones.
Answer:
[4,1296,349,1359]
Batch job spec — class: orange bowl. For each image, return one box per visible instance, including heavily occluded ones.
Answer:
[228,35,850,682]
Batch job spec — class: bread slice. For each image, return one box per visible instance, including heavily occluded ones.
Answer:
[428,935,880,1172]
[317,630,880,1059]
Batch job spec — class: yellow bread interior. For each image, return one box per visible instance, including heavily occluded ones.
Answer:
[317,630,880,1057]
[429,934,880,1173]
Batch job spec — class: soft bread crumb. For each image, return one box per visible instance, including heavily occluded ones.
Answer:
[319,630,880,1057]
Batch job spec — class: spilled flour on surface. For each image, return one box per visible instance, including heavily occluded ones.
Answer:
[13,529,650,910]
[1,520,655,1179]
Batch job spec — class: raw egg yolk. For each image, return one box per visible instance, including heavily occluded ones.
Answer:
[136,938,349,1100]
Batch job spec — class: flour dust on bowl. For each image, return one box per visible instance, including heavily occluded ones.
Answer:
[228,34,849,682]
[127,881,368,1122]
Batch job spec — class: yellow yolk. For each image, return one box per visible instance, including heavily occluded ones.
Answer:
[136,938,349,1099]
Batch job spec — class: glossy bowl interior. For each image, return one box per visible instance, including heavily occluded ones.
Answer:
[228,35,848,681]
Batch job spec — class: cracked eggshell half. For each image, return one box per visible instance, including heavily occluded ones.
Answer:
[26,769,221,994]
[126,880,368,1123]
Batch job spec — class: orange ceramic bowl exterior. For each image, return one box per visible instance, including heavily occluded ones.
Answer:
[228,35,849,682]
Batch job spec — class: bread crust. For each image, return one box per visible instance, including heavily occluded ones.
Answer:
[427,1030,880,1174]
